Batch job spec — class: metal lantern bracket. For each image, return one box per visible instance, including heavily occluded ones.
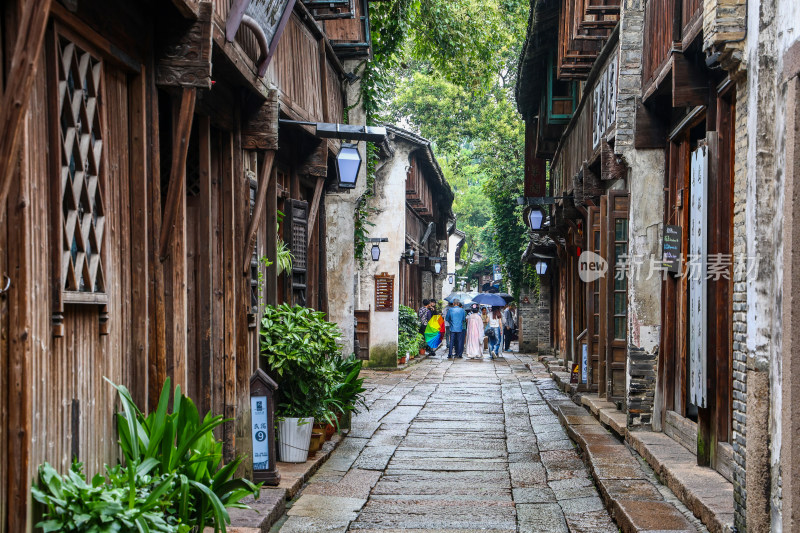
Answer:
[278,120,387,143]
[516,196,571,205]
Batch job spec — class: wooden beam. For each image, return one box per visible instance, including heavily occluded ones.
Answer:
[307,177,325,246]
[159,87,197,261]
[242,150,276,274]
[0,0,54,221]
[673,52,708,108]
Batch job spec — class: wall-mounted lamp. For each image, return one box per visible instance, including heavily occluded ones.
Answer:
[447,273,455,284]
[535,261,548,275]
[366,238,388,262]
[337,143,362,189]
[403,249,415,265]
[434,261,442,274]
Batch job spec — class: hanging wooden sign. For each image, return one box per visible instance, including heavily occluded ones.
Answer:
[375,273,394,312]
[226,0,297,76]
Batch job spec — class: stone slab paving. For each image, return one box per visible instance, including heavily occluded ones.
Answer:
[275,353,628,532]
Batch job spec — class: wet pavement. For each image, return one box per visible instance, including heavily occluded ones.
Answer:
[274,350,624,533]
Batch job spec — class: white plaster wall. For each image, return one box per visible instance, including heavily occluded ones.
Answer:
[356,139,414,358]
[744,0,800,527]
[442,233,463,298]
[325,59,368,356]
[625,149,664,354]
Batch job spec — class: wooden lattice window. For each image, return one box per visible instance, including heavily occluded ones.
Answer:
[375,273,394,312]
[56,36,107,302]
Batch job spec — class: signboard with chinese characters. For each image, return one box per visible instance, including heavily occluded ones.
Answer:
[251,395,269,470]
[581,344,588,384]
[493,264,502,281]
[375,273,394,312]
[689,144,708,408]
[592,54,619,149]
[250,369,280,484]
[662,225,682,273]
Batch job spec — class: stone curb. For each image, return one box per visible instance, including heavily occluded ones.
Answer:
[221,432,347,532]
[536,383,695,533]
[535,354,734,533]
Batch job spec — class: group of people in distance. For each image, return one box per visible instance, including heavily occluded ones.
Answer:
[440,299,517,360]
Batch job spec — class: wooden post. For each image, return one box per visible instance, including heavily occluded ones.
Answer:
[242,150,276,274]
[0,0,54,221]
[159,87,196,261]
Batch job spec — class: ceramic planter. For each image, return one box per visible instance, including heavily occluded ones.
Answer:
[308,428,325,456]
[277,417,313,463]
[398,355,407,365]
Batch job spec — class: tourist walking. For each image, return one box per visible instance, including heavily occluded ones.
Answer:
[481,307,490,351]
[503,303,517,351]
[487,307,503,359]
[442,301,452,351]
[465,305,485,359]
[445,300,466,358]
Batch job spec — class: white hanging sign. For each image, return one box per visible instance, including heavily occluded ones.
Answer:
[689,144,708,408]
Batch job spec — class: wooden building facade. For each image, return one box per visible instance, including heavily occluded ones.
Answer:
[517,0,752,528]
[0,0,370,529]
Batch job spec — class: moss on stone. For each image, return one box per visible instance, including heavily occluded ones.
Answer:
[366,343,399,368]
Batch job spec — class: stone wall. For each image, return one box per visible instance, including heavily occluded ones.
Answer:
[519,277,551,354]
[627,346,657,427]
[731,74,749,533]
[616,0,663,430]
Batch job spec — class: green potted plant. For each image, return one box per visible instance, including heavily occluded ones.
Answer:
[260,304,343,462]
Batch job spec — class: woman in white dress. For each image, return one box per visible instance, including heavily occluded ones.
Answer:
[465,307,485,359]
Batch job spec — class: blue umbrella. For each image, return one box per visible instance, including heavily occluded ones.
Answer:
[471,293,508,307]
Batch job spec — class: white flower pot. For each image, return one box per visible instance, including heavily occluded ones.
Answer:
[277,417,314,463]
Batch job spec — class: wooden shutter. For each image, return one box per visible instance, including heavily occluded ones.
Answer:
[586,205,601,391]
[284,199,308,306]
[354,309,370,360]
[375,273,394,312]
[603,191,629,401]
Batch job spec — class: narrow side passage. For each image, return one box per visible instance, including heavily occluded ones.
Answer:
[276,354,689,532]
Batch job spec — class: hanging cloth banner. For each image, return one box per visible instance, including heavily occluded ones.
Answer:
[226,0,297,76]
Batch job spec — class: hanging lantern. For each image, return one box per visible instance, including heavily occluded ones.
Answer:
[528,206,545,230]
[535,261,548,275]
[371,244,381,261]
[337,143,361,189]
[434,261,442,274]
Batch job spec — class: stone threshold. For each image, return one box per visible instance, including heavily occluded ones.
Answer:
[537,355,734,533]
[210,432,346,533]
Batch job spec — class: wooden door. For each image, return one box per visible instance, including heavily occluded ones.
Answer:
[587,206,601,390]
[598,196,608,397]
[605,191,629,401]
[354,309,370,360]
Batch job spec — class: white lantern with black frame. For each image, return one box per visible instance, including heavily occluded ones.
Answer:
[535,261,548,275]
[527,206,545,230]
[371,244,381,261]
[337,143,362,189]
[434,261,442,274]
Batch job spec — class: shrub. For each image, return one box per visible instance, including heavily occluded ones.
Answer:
[260,304,344,424]
[32,378,259,533]
[398,305,423,359]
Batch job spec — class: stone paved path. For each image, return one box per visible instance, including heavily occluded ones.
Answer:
[276,352,620,533]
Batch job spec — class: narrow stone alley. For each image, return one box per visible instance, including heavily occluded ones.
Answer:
[274,353,702,533]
